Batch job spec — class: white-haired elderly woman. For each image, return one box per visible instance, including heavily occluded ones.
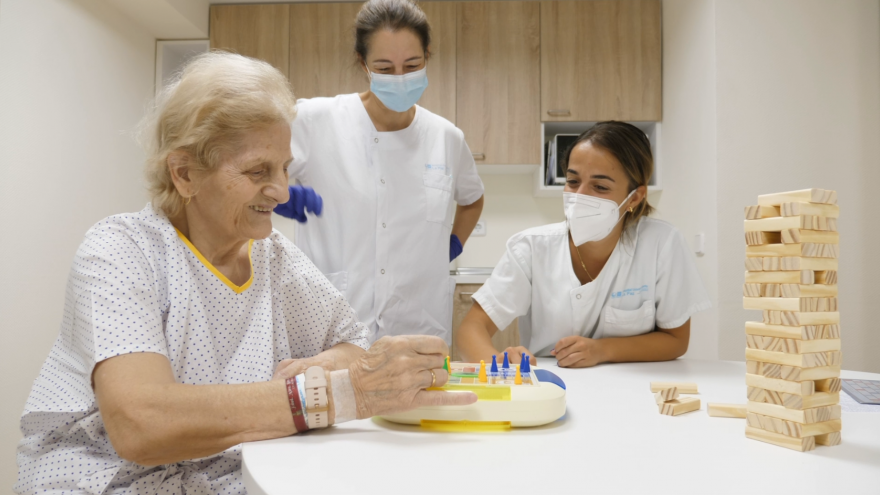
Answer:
[15,52,474,494]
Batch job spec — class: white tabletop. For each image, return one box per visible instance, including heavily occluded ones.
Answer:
[243,359,880,495]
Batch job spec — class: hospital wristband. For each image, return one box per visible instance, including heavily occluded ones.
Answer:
[295,373,310,429]
[285,375,309,433]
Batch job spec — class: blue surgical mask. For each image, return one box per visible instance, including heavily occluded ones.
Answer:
[369,67,429,112]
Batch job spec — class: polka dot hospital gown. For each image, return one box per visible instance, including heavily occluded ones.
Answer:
[15,203,370,494]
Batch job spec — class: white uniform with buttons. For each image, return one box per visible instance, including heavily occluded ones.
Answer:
[290,94,484,343]
[473,218,711,356]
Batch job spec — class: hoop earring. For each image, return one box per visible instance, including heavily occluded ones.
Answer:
[628,207,634,213]
[183,196,192,206]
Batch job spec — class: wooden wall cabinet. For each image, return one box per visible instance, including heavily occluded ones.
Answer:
[210,4,291,77]
[452,284,520,361]
[456,1,541,165]
[541,0,662,122]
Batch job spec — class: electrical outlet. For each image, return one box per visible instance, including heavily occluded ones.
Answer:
[472,220,487,237]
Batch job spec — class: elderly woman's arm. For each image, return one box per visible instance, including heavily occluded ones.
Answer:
[95,336,474,467]
[273,342,366,380]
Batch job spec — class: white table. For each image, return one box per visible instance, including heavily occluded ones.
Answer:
[243,359,880,494]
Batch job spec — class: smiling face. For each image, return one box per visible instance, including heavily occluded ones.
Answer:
[184,122,292,242]
[362,28,426,76]
[564,141,638,211]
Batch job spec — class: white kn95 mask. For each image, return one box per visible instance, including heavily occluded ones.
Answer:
[563,189,637,246]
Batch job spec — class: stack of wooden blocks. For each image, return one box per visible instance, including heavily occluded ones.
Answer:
[742,188,842,452]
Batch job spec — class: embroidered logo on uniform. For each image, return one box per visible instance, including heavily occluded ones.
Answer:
[612,285,649,299]
[425,163,449,175]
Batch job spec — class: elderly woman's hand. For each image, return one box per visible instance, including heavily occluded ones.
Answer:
[349,335,477,419]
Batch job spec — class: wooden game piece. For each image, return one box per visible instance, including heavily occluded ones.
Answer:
[795,339,841,354]
[745,425,816,452]
[815,431,841,446]
[781,392,840,410]
[745,258,764,271]
[743,297,838,312]
[748,386,784,405]
[793,284,838,297]
[746,374,815,396]
[814,378,842,393]
[745,348,841,368]
[478,360,487,383]
[744,205,780,219]
[514,365,522,385]
[747,412,842,438]
[761,257,837,271]
[815,270,838,285]
[757,188,837,206]
[779,365,841,381]
[779,202,840,218]
[747,401,841,424]
[744,216,837,233]
[744,334,841,354]
[761,310,839,326]
[781,229,839,244]
[650,382,698,394]
[654,387,679,404]
[746,360,760,374]
[707,403,747,418]
[659,397,701,416]
[743,284,762,297]
[746,242,840,258]
[745,270,814,284]
[745,231,781,246]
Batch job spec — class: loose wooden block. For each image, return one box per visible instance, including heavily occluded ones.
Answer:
[779,202,840,218]
[745,348,841,368]
[745,231,781,246]
[650,382,698,394]
[746,374,814,396]
[654,387,679,404]
[781,229,839,244]
[744,205,780,219]
[747,401,841,424]
[815,431,841,446]
[707,403,747,418]
[744,216,837,233]
[762,257,838,272]
[747,412,841,438]
[745,322,840,340]
[762,310,839,326]
[782,392,840,410]
[814,378,842,393]
[746,242,840,258]
[659,396,701,416]
[757,188,837,206]
[815,270,838,285]
[745,271,814,285]
[743,297,838,312]
[746,425,816,452]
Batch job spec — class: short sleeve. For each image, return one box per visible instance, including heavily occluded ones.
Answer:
[654,230,712,329]
[74,224,169,370]
[452,129,484,205]
[472,234,533,331]
[289,99,312,181]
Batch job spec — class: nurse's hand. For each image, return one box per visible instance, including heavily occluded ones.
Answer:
[502,346,537,366]
[348,335,478,419]
[273,185,323,222]
[551,336,607,368]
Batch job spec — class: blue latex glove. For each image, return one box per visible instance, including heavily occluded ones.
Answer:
[450,234,463,262]
[274,185,323,222]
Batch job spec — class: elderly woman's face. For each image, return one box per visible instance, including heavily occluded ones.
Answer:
[193,122,292,241]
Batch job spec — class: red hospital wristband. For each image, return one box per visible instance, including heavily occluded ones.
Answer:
[286,376,309,433]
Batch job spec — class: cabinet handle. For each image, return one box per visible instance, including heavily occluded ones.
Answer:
[547,109,571,117]
[472,153,486,161]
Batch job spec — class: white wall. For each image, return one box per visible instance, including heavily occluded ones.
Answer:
[714,0,880,372]
[0,0,155,490]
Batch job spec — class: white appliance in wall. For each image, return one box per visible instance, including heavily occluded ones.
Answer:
[155,40,209,93]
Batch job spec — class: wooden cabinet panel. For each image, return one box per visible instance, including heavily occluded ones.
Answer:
[209,4,290,77]
[452,283,520,361]
[541,0,662,122]
[456,2,541,164]
[418,1,457,123]
[289,2,363,99]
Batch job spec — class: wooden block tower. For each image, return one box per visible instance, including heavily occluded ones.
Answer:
[742,188,842,452]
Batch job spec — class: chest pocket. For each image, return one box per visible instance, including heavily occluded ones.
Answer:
[604,300,656,338]
[423,173,453,224]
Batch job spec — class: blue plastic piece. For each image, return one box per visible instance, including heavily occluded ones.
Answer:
[521,354,530,373]
[534,369,566,390]
[502,351,510,369]
[490,355,498,373]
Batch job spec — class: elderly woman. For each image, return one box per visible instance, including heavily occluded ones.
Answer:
[15,52,475,494]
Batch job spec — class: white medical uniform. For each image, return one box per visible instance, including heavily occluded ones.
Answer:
[473,218,711,356]
[289,94,484,343]
[16,203,369,494]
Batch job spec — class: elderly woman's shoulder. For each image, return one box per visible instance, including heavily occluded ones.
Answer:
[81,203,175,252]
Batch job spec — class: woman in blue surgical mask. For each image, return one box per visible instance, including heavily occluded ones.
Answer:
[276,0,485,346]
[456,122,711,368]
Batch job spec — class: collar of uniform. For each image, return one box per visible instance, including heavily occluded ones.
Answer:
[346,93,423,145]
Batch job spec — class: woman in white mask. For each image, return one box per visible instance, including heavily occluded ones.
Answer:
[456,122,710,368]
[276,0,485,344]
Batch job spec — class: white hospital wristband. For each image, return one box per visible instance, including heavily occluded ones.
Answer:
[330,370,356,424]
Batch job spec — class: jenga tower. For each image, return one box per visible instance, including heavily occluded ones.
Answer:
[742,188,842,452]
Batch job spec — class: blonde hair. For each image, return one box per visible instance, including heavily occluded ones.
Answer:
[140,51,297,216]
